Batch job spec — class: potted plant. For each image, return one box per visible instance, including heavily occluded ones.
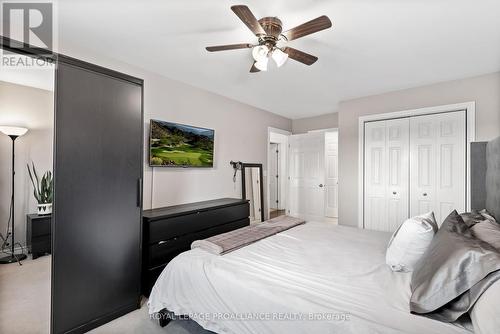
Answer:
[27,162,53,215]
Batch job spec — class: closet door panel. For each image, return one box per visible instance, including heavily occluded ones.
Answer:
[364,119,409,232]
[410,111,466,224]
[386,118,410,231]
[410,115,437,218]
[364,121,388,231]
[435,111,466,224]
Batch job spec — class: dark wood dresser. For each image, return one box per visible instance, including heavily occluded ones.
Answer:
[142,198,250,296]
[26,214,51,259]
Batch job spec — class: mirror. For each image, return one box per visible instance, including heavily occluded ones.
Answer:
[241,163,264,223]
[0,48,55,333]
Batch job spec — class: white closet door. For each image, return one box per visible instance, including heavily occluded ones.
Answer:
[325,131,339,218]
[386,119,410,231]
[410,111,466,225]
[289,132,326,221]
[364,118,409,232]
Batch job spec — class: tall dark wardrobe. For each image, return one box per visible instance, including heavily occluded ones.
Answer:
[52,57,144,333]
[1,37,144,334]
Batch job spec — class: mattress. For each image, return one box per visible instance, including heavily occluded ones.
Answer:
[148,222,471,334]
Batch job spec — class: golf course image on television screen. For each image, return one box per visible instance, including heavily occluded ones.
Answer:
[150,120,214,167]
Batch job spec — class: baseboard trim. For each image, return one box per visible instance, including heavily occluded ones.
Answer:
[57,302,139,334]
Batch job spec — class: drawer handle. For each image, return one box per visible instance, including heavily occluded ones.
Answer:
[158,237,178,245]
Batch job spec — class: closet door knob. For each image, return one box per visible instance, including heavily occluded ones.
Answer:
[319,184,324,188]
[423,193,428,197]
[392,191,397,195]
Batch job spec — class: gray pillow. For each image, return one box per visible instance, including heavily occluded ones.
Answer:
[410,210,500,322]
[471,219,500,252]
[460,209,496,228]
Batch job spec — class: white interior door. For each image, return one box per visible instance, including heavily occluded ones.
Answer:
[251,168,262,222]
[325,131,339,218]
[364,118,409,232]
[288,132,326,221]
[269,143,279,210]
[410,111,466,225]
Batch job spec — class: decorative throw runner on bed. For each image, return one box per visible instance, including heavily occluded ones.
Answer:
[191,215,306,255]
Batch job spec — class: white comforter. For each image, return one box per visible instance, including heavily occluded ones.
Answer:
[148,222,471,334]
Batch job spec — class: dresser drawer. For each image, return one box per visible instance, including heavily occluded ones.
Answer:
[31,216,52,237]
[148,218,250,267]
[31,235,51,259]
[148,203,249,244]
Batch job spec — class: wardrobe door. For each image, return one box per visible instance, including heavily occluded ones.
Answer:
[52,59,143,333]
[386,118,410,231]
[364,119,409,231]
[410,111,466,224]
[364,121,388,231]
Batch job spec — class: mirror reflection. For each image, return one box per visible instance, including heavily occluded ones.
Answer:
[241,163,264,224]
[0,55,55,333]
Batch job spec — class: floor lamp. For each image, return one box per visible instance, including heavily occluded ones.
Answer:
[0,126,29,264]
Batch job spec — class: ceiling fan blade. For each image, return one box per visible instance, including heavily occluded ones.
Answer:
[231,5,266,36]
[283,15,332,41]
[250,61,260,73]
[206,43,253,52]
[283,47,318,65]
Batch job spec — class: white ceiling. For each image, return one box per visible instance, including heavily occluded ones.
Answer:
[56,0,500,119]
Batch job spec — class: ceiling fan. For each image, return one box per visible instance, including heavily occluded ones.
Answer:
[206,5,333,73]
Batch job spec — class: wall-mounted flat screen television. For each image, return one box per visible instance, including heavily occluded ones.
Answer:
[149,120,215,167]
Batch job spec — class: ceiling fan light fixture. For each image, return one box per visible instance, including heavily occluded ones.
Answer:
[252,45,269,62]
[272,48,288,67]
[254,59,268,71]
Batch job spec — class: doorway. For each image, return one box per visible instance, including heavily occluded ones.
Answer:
[358,102,475,230]
[269,143,286,219]
[267,128,290,220]
[287,129,339,223]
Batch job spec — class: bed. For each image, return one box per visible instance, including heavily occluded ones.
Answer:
[148,222,470,334]
[148,136,500,334]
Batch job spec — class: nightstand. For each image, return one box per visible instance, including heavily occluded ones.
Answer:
[26,214,51,259]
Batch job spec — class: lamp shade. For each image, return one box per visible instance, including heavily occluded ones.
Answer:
[254,58,268,71]
[272,48,288,68]
[0,126,28,137]
[252,45,269,62]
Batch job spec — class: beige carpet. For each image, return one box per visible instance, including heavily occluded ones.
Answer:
[0,255,51,334]
[0,254,211,334]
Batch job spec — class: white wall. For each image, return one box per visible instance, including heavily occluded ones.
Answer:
[338,71,500,227]
[0,81,54,247]
[292,113,338,134]
[57,45,292,212]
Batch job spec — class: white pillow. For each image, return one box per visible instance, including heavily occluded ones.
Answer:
[385,212,438,272]
[470,279,500,334]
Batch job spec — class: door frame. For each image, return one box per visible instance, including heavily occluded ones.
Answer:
[267,127,291,220]
[324,129,339,220]
[357,102,476,228]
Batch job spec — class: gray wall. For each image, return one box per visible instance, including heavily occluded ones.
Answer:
[56,45,292,213]
[0,81,54,247]
[292,113,338,134]
[338,71,500,226]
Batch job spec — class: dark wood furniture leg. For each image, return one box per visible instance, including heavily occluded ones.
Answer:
[158,309,171,327]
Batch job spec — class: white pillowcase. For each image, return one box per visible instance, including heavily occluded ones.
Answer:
[470,279,500,334]
[385,212,438,272]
